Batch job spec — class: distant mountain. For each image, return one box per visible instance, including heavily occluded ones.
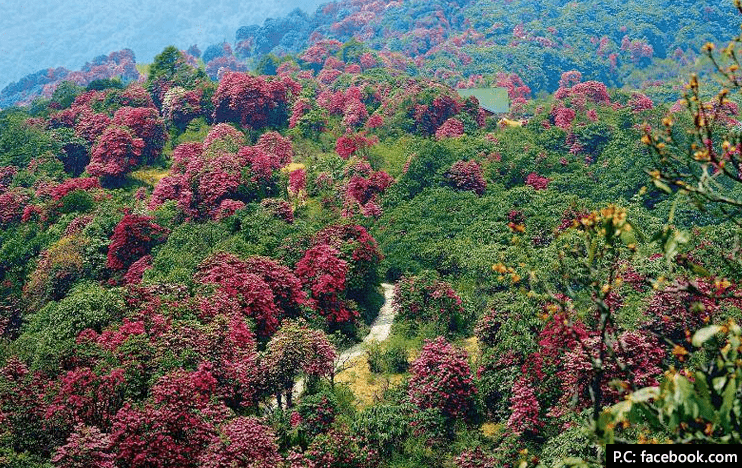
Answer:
[230,0,737,92]
[0,50,140,109]
[2,0,737,108]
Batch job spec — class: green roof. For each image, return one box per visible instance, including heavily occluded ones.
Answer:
[456,87,509,114]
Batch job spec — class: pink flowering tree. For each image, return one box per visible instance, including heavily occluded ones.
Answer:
[86,126,145,181]
[445,160,486,195]
[111,106,167,164]
[263,320,336,409]
[392,271,467,336]
[408,337,477,422]
[198,417,282,468]
[212,72,300,129]
[107,213,169,273]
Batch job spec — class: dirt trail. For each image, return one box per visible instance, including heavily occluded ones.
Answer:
[291,282,396,399]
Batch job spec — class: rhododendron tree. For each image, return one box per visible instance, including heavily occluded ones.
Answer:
[260,198,294,223]
[295,244,355,326]
[73,109,111,144]
[554,331,665,413]
[525,172,549,190]
[506,376,543,435]
[243,255,308,320]
[149,126,284,218]
[123,255,153,285]
[0,188,30,225]
[106,213,169,272]
[45,366,126,430]
[161,86,205,130]
[45,177,100,201]
[435,117,464,140]
[111,106,167,163]
[288,168,306,196]
[393,271,466,335]
[194,252,282,337]
[366,113,384,129]
[212,72,299,129]
[108,365,229,468]
[263,320,336,408]
[301,425,380,468]
[408,336,477,421]
[345,163,394,216]
[445,160,486,195]
[51,424,115,468]
[213,199,246,221]
[198,417,282,468]
[86,126,145,180]
[641,277,742,350]
[313,223,383,293]
[255,131,293,167]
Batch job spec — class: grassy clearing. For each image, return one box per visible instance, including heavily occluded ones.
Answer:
[335,354,405,409]
[130,167,170,186]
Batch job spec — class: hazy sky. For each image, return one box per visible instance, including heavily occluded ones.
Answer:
[0,0,326,89]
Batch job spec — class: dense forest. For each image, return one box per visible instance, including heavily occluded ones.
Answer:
[1,0,742,467]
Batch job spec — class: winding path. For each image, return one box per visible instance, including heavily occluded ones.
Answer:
[291,282,396,399]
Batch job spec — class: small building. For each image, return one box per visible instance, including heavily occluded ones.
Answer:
[456,87,509,115]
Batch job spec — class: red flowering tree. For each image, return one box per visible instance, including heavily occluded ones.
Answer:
[408,337,477,421]
[335,131,377,159]
[86,126,145,180]
[73,109,111,144]
[0,188,30,225]
[149,125,286,218]
[263,320,336,409]
[261,198,294,223]
[301,425,380,468]
[162,86,205,130]
[345,161,394,217]
[295,244,355,326]
[194,252,282,338]
[314,223,383,293]
[212,72,299,129]
[445,160,486,195]
[255,131,293,167]
[106,213,169,273]
[507,377,543,435]
[198,417,282,468]
[435,117,464,140]
[553,330,665,414]
[243,256,309,320]
[52,424,115,468]
[45,366,126,431]
[525,172,549,190]
[109,365,229,468]
[123,255,153,285]
[392,271,466,335]
[111,106,167,164]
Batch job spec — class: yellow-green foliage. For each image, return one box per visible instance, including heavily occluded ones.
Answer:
[369,137,420,178]
[135,63,151,80]
[24,234,89,311]
[130,167,170,187]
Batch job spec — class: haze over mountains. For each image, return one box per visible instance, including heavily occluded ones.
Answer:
[0,0,326,90]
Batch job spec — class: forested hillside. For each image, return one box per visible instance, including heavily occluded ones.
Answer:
[3,0,737,108]
[1,1,742,467]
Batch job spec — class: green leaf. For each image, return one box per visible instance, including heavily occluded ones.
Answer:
[692,325,723,347]
[693,372,716,421]
[720,376,737,432]
[629,386,660,403]
[653,178,672,194]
